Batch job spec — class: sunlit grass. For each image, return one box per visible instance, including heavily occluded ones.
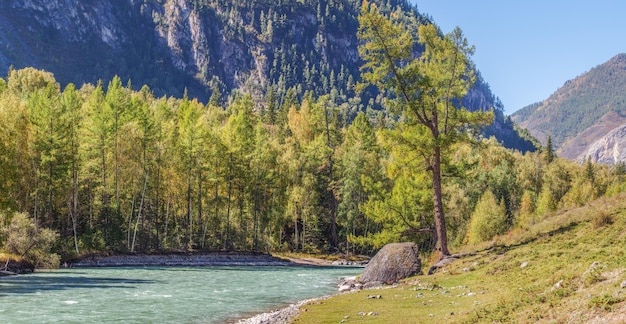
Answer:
[294,193,626,323]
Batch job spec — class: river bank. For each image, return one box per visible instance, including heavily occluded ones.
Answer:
[0,253,34,275]
[235,296,330,324]
[69,252,294,267]
[69,251,368,268]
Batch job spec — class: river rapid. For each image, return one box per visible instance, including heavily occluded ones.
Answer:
[0,266,362,323]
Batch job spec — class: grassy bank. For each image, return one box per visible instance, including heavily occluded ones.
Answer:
[294,193,626,323]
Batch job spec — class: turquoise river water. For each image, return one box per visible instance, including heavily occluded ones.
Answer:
[0,266,362,323]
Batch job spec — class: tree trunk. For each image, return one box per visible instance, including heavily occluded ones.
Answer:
[225,153,233,250]
[323,102,338,249]
[186,176,192,251]
[214,157,220,247]
[163,197,170,247]
[253,164,260,251]
[196,167,204,247]
[431,146,450,259]
[127,191,136,250]
[294,212,299,252]
[131,170,148,253]
[70,129,80,255]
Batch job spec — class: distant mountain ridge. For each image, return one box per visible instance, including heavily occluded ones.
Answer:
[512,53,626,161]
[0,0,534,151]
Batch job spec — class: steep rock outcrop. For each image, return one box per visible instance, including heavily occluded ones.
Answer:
[577,123,626,164]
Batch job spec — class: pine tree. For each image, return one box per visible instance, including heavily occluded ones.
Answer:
[545,136,555,164]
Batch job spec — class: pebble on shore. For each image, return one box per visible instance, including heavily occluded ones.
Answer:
[236,297,329,324]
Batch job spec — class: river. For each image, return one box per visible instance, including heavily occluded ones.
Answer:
[0,266,362,323]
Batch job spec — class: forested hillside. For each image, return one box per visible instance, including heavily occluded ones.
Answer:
[0,0,533,151]
[512,53,626,160]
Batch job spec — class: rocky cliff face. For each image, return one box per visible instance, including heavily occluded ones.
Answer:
[577,123,626,164]
[3,0,125,47]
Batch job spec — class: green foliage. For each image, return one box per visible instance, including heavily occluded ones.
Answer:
[0,211,60,268]
[535,185,557,216]
[466,190,507,244]
[589,294,625,311]
[517,190,537,229]
[357,0,493,257]
[544,136,556,163]
[0,58,614,263]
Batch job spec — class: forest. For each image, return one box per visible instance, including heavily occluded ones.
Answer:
[1,2,624,268]
[1,66,622,268]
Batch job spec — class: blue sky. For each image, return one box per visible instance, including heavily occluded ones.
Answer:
[412,0,626,115]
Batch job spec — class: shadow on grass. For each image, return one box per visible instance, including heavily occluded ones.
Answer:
[485,221,581,256]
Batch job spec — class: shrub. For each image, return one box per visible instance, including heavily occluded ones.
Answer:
[0,212,60,268]
[466,190,508,245]
[591,211,614,228]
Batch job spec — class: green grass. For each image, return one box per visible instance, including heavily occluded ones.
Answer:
[294,193,626,323]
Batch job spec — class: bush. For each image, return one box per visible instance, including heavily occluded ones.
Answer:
[591,211,614,228]
[466,190,508,245]
[0,212,60,268]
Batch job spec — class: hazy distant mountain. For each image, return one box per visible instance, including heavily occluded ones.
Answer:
[512,54,626,161]
[0,0,534,151]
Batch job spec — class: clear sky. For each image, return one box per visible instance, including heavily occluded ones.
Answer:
[411,0,626,115]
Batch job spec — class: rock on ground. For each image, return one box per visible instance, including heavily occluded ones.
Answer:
[359,242,421,285]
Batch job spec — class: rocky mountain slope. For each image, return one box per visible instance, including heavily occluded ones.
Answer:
[512,53,626,161]
[577,123,626,164]
[0,0,534,151]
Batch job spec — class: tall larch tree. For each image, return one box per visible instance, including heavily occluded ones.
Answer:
[357,1,493,258]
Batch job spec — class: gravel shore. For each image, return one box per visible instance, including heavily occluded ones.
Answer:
[236,296,328,324]
[70,252,293,267]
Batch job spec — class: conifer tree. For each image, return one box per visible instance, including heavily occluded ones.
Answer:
[357,1,493,258]
[545,136,555,164]
[466,190,507,244]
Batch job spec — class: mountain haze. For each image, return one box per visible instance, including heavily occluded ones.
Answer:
[0,0,533,150]
[512,53,626,161]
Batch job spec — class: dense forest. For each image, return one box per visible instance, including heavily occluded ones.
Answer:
[1,66,623,267]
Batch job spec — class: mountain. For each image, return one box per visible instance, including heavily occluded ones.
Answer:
[0,0,533,151]
[512,53,626,161]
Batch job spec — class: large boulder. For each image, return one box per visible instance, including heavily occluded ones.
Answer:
[359,242,421,285]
